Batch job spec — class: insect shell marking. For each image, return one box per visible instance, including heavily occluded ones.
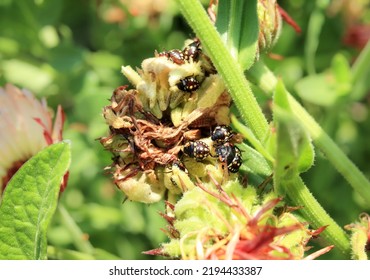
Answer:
[182,40,201,62]
[158,49,185,65]
[211,125,234,145]
[183,141,210,161]
[176,76,200,92]
[215,142,242,173]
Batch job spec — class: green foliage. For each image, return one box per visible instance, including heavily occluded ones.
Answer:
[215,0,259,70]
[295,53,352,106]
[1,0,173,260]
[272,82,350,256]
[274,80,315,179]
[1,0,370,260]
[0,142,71,260]
[176,0,369,259]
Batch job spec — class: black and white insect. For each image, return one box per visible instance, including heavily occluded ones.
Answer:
[177,76,200,92]
[211,125,234,145]
[182,40,201,62]
[215,143,242,173]
[183,140,210,161]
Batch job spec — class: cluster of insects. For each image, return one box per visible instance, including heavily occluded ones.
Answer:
[102,38,242,204]
[158,40,243,173]
[182,125,242,173]
[159,40,201,63]
[159,40,203,92]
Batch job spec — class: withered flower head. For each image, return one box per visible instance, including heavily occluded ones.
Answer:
[99,38,333,260]
[0,83,66,196]
[100,39,240,203]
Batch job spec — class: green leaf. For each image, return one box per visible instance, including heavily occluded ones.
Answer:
[274,80,314,187]
[0,141,71,260]
[215,0,259,70]
[215,0,230,40]
[247,61,370,205]
[231,114,274,164]
[238,142,272,177]
[295,73,338,106]
[272,83,350,256]
[331,53,352,96]
[297,53,352,106]
[331,53,351,85]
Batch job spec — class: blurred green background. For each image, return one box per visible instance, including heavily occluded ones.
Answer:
[1,0,370,259]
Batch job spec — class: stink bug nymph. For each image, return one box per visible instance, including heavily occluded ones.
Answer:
[183,141,210,161]
[182,40,201,62]
[159,49,185,65]
[215,143,242,173]
[177,76,200,92]
[211,125,234,144]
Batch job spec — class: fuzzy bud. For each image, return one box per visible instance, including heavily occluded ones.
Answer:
[257,0,282,53]
[150,176,332,260]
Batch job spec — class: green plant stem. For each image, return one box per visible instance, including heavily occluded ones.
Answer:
[351,40,370,84]
[175,0,269,142]
[351,40,370,100]
[57,204,94,254]
[304,0,330,75]
[231,114,274,164]
[47,246,95,260]
[176,0,351,256]
[283,176,350,257]
[247,61,370,205]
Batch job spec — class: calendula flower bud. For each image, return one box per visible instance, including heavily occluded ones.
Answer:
[257,0,282,53]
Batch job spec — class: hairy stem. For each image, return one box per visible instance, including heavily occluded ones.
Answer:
[283,176,350,256]
[175,0,269,142]
[351,40,370,100]
[57,205,94,254]
[175,0,351,257]
[247,61,370,205]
